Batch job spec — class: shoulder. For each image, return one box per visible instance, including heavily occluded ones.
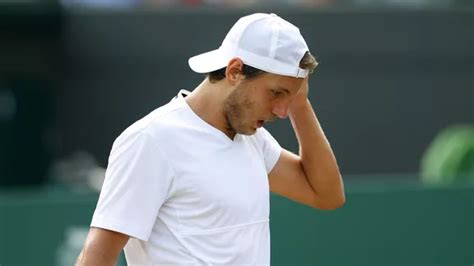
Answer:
[112,98,186,149]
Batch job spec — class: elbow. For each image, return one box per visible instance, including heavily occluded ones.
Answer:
[313,193,346,210]
[328,196,346,210]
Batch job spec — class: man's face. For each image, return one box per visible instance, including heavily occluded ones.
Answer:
[223,72,304,135]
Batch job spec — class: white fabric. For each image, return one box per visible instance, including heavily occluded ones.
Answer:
[188,13,312,78]
[91,90,282,265]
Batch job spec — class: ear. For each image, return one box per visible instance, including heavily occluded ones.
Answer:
[225,57,244,86]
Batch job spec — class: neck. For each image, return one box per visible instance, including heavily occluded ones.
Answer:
[185,78,236,139]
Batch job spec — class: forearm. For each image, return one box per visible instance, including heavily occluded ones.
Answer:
[75,244,120,266]
[75,227,128,266]
[289,99,345,209]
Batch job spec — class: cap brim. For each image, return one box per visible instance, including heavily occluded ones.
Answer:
[188,49,229,74]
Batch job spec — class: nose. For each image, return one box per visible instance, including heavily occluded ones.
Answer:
[272,101,290,119]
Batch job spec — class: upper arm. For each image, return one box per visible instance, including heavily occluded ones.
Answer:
[76,227,129,266]
[269,148,321,208]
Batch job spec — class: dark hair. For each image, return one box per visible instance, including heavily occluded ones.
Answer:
[205,64,264,83]
[299,51,318,73]
[205,52,318,83]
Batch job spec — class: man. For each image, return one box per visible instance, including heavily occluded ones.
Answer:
[76,13,345,265]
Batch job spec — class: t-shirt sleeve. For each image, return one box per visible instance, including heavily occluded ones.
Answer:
[258,128,282,174]
[90,130,174,241]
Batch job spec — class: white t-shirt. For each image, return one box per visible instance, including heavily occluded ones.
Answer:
[91,90,282,265]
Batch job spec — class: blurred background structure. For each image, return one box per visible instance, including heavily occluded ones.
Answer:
[0,0,473,265]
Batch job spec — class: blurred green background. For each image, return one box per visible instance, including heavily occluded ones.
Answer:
[0,0,472,265]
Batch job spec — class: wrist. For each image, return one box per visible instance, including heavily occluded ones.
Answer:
[289,98,312,116]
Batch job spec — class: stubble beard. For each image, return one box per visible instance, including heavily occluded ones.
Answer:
[223,86,256,136]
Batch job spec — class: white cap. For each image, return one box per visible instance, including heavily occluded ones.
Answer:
[188,13,311,78]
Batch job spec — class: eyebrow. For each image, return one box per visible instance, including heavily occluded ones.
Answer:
[276,86,291,95]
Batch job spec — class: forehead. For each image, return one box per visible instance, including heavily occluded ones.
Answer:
[253,72,304,93]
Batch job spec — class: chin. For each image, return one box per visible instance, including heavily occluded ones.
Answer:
[231,121,257,136]
[239,127,257,136]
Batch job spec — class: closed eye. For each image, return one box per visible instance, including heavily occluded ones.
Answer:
[270,89,283,97]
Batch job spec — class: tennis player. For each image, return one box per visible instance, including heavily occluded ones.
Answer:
[76,13,345,265]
